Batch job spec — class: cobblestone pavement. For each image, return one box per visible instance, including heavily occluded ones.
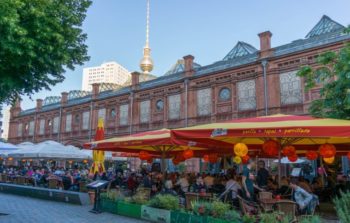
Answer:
[0,193,146,223]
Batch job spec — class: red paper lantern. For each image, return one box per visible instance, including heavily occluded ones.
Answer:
[147,158,153,164]
[203,155,209,162]
[282,146,296,157]
[288,154,298,162]
[242,155,250,164]
[262,140,279,156]
[209,153,218,164]
[347,152,350,160]
[319,144,336,158]
[306,151,318,161]
[183,149,194,160]
[139,151,150,160]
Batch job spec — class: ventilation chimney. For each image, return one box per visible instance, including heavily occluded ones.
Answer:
[61,92,68,105]
[36,99,43,112]
[183,55,195,77]
[258,31,273,58]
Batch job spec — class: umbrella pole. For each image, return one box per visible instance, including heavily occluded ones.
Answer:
[278,141,281,187]
[161,150,166,177]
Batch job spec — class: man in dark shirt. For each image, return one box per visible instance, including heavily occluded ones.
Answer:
[257,160,269,189]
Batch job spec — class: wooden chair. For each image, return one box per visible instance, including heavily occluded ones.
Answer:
[48,179,59,189]
[237,195,260,216]
[185,193,199,210]
[136,187,151,200]
[273,200,297,223]
[258,191,273,200]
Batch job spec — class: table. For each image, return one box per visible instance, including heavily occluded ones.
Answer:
[259,199,290,212]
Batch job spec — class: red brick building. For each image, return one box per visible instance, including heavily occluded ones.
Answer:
[8,15,350,147]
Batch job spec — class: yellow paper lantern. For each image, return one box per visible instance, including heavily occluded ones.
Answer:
[8,157,13,161]
[323,156,335,164]
[233,156,242,164]
[234,143,248,157]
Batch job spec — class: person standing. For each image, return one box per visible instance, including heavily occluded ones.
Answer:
[256,160,269,189]
[242,161,255,200]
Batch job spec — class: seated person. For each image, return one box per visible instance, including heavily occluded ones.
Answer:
[192,177,206,193]
[290,182,319,214]
[161,180,177,196]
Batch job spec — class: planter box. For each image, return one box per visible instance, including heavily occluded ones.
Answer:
[117,201,142,219]
[207,217,231,223]
[100,199,118,214]
[188,215,207,223]
[171,211,191,223]
[141,206,171,223]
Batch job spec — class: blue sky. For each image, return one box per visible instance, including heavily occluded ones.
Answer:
[19,0,350,110]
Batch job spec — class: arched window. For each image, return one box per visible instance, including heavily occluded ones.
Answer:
[156,99,164,112]
[219,87,231,101]
[74,114,80,124]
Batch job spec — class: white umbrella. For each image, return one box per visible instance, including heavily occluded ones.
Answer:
[0,142,19,151]
[273,157,306,164]
[9,140,90,160]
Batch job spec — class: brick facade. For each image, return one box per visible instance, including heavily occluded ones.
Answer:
[8,16,350,148]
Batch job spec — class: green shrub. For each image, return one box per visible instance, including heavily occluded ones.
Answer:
[191,200,213,216]
[211,200,230,218]
[299,215,322,223]
[124,193,148,205]
[148,194,180,210]
[242,214,256,223]
[260,212,291,223]
[222,210,241,223]
[333,191,350,223]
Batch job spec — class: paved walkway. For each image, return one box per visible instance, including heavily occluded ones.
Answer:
[0,193,145,223]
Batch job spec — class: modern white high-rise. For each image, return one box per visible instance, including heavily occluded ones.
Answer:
[82,62,131,91]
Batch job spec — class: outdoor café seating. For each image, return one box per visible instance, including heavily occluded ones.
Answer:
[273,200,298,222]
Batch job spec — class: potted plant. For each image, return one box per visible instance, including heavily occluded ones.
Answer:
[117,192,147,219]
[142,194,180,223]
[334,191,350,223]
[100,190,122,214]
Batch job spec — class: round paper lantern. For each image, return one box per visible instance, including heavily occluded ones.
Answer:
[306,151,318,161]
[234,143,248,157]
[323,156,335,164]
[203,155,209,162]
[282,146,296,157]
[209,153,218,164]
[233,156,242,164]
[147,158,153,164]
[83,160,88,163]
[319,144,336,158]
[262,140,279,156]
[183,149,194,160]
[288,154,298,162]
[242,155,250,164]
[139,151,150,160]
[68,160,73,164]
[8,157,13,161]
[347,152,350,160]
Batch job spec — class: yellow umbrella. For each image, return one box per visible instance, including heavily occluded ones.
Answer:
[90,118,106,174]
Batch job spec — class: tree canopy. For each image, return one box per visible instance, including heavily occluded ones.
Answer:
[0,0,91,104]
[297,26,350,119]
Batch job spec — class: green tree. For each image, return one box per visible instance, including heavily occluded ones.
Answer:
[297,26,350,119]
[0,0,91,104]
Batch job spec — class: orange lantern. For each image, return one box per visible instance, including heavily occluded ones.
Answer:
[323,156,335,164]
[282,146,296,157]
[233,156,242,164]
[306,151,318,161]
[83,160,88,163]
[22,159,26,162]
[288,154,298,162]
[203,155,209,162]
[183,149,194,160]
[8,157,13,161]
[173,159,180,165]
[319,144,336,158]
[68,160,73,164]
[209,153,218,164]
[242,155,250,164]
[234,143,248,157]
[139,151,150,160]
[347,152,350,160]
[262,140,279,156]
